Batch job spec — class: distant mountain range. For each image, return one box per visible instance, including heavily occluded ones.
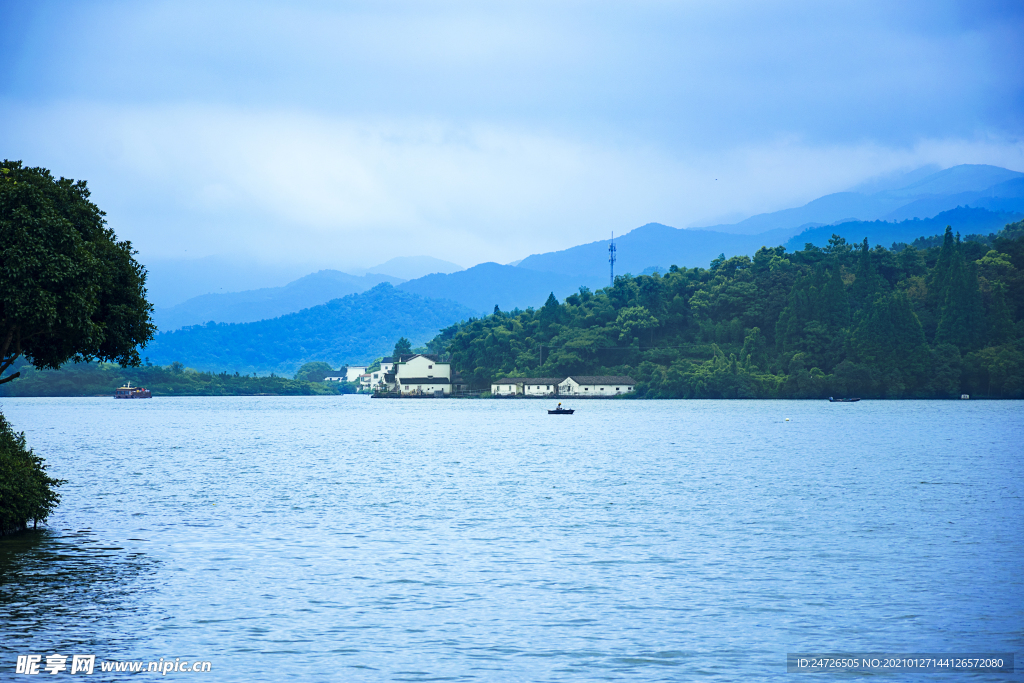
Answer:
[695,164,1023,234]
[143,163,1024,375]
[155,262,601,331]
[362,255,463,280]
[144,283,476,375]
[784,206,1024,252]
[145,254,463,310]
[154,163,1024,331]
[153,270,404,331]
[517,164,1024,278]
[396,262,603,315]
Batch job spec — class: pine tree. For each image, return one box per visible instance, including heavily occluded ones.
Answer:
[936,238,985,350]
[392,337,413,358]
[986,282,1014,345]
[822,267,851,330]
[855,291,928,391]
[850,238,884,314]
[926,226,956,313]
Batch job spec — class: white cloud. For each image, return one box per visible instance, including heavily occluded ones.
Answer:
[3,101,1022,270]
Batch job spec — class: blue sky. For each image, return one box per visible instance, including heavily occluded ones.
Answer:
[2,0,1022,274]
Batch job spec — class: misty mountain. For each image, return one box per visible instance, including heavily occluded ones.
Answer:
[396,262,604,315]
[697,164,1023,235]
[879,177,1024,221]
[147,164,1024,331]
[517,165,1024,277]
[153,270,405,331]
[365,255,464,280]
[517,223,800,279]
[144,256,318,308]
[143,283,475,375]
[785,206,1024,251]
[880,164,1022,198]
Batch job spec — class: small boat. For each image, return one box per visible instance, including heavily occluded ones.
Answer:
[828,397,860,402]
[114,381,152,399]
[548,403,574,415]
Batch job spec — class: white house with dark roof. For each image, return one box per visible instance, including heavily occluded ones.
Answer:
[491,375,635,397]
[325,365,366,383]
[490,378,563,396]
[557,376,635,397]
[378,354,453,396]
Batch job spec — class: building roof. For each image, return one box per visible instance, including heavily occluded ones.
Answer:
[563,375,636,385]
[399,377,451,384]
[395,354,440,363]
[492,377,564,385]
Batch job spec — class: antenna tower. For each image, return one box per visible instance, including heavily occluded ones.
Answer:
[608,232,617,286]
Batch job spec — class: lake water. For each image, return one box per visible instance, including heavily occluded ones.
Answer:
[1,396,1021,681]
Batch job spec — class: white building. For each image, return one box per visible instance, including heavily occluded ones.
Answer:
[386,354,453,396]
[343,366,367,382]
[366,368,390,391]
[352,357,400,391]
[324,366,369,383]
[324,365,365,382]
[557,376,635,397]
[490,378,562,396]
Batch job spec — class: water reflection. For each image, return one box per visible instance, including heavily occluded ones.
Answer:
[0,528,157,657]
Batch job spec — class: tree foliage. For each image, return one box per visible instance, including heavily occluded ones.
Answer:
[294,361,336,382]
[427,221,1024,399]
[0,161,154,384]
[0,359,356,397]
[392,337,413,358]
[143,283,475,375]
[0,411,63,535]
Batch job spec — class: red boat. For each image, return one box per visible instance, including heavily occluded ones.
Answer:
[114,381,152,399]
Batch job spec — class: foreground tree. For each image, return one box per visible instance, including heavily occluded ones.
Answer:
[392,337,412,358]
[1,160,154,533]
[0,160,155,384]
[0,412,63,534]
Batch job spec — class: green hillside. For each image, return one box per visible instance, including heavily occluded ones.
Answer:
[431,222,1024,399]
[142,283,476,375]
[0,360,354,397]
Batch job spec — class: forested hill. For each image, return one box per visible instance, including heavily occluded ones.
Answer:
[143,283,476,375]
[153,270,404,330]
[785,206,1023,252]
[428,221,1024,399]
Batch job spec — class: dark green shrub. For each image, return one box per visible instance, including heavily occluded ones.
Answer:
[0,411,63,535]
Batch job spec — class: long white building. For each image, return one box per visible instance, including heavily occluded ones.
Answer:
[489,378,564,397]
[491,375,635,397]
[558,376,635,397]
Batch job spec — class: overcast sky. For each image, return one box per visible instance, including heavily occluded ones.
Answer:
[2,0,1022,272]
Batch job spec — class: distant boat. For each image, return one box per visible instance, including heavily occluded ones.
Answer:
[548,403,574,414]
[828,397,860,402]
[114,381,152,399]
